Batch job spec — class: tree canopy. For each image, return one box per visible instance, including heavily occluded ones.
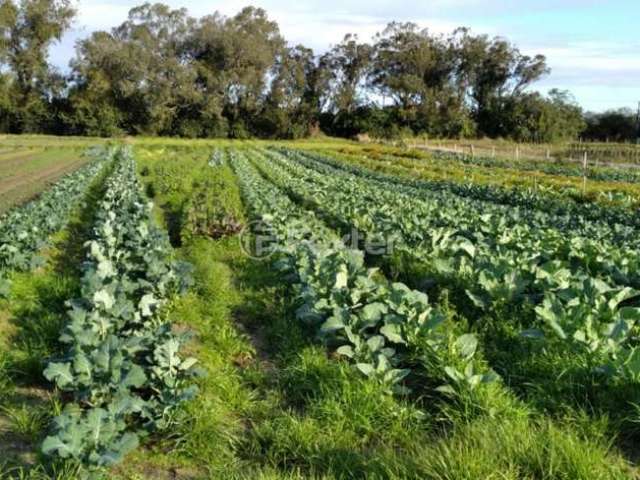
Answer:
[0,1,631,142]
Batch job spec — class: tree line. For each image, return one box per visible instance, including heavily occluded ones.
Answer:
[0,0,637,142]
[583,109,640,143]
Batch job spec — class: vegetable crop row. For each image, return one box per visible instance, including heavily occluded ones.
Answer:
[254,148,640,384]
[428,150,640,184]
[0,150,108,296]
[310,148,640,234]
[230,150,496,396]
[42,147,198,470]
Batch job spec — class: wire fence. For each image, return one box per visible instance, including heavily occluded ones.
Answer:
[409,140,640,170]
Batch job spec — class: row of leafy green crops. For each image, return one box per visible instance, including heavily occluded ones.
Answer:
[270,147,640,284]
[293,148,640,246]
[42,147,198,471]
[249,148,640,388]
[426,151,640,184]
[324,147,640,210]
[318,147,640,228]
[0,150,108,297]
[229,150,496,396]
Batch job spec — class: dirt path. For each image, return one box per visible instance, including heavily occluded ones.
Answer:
[0,149,38,163]
[0,151,49,180]
[0,159,84,196]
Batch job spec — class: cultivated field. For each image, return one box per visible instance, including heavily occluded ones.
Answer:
[0,148,88,214]
[2,136,640,479]
[413,137,640,167]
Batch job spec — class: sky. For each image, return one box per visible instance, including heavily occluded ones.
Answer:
[49,0,640,113]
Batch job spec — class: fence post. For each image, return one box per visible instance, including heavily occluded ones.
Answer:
[546,148,550,160]
[492,147,496,158]
[515,146,520,160]
[471,144,475,158]
[582,151,588,195]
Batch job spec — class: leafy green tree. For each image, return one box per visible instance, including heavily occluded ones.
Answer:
[0,0,75,132]
[114,3,198,136]
[584,108,638,142]
[488,89,585,143]
[453,31,549,136]
[68,3,198,136]
[64,31,129,136]
[262,45,319,138]
[546,89,586,141]
[370,23,446,110]
[320,34,372,114]
[368,23,473,137]
[188,6,284,137]
[0,2,602,142]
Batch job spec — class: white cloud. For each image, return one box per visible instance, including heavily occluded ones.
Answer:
[266,12,479,52]
[72,1,132,31]
[537,44,640,72]
[522,40,640,93]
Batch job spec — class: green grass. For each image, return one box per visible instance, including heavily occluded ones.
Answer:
[412,414,632,480]
[0,135,106,149]
[0,268,81,477]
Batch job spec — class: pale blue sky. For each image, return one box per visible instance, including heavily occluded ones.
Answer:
[49,0,640,112]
